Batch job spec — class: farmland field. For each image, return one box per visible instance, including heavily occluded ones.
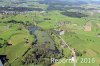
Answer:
[0,0,100,66]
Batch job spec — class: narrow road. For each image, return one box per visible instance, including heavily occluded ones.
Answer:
[59,36,77,66]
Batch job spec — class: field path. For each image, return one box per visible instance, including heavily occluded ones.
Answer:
[59,36,77,66]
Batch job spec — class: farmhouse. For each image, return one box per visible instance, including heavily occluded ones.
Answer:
[54,29,65,35]
[59,30,65,35]
[61,41,67,48]
[70,56,75,62]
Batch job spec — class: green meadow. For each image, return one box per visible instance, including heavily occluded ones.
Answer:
[0,3,100,66]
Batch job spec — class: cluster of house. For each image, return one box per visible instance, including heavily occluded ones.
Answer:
[54,29,65,36]
[57,21,71,26]
[0,11,19,15]
[0,11,34,15]
[93,10,100,13]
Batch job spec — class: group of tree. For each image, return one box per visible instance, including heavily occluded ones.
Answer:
[22,43,63,66]
[61,11,88,18]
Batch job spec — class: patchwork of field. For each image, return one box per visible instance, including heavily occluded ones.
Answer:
[0,5,100,66]
[0,23,34,64]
